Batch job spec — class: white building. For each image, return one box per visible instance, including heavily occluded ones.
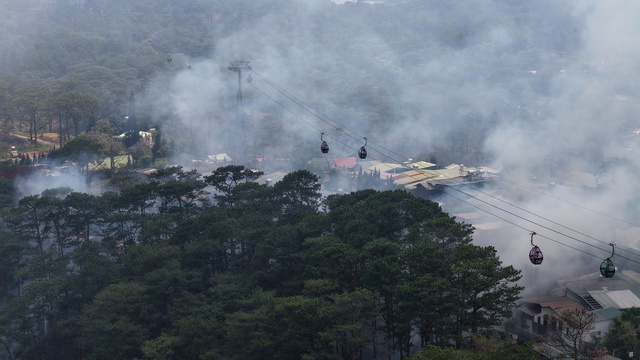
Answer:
[511,270,640,357]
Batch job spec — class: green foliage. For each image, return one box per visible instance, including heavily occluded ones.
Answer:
[543,308,597,360]
[0,1,591,357]
[0,0,591,169]
[0,177,15,209]
[205,165,264,208]
[603,307,640,358]
[411,342,540,360]
[88,154,132,170]
[272,169,322,213]
[80,283,154,360]
[54,133,101,171]
[122,129,142,148]
[0,168,524,359]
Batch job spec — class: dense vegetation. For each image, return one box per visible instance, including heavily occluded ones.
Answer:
[0,0,591,169]
[0,166,527,359]
[0,1,620,359]
[603,307,640,359]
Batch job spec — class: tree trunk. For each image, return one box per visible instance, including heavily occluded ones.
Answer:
[32,109,38,147]
[0,337,14,360]
[110,143,115,177]
[29,111,34,141]
[58,113,63,148]
[73,117,80,136]
[65,117,70,141]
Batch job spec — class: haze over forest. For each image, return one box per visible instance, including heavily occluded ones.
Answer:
[1,0,640,358]
[0,0,639,285]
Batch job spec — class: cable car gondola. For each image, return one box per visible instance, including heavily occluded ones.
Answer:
[600,243,616,278]
[528,231,543,265]
[358,137,368,159]
[320,132,329,154]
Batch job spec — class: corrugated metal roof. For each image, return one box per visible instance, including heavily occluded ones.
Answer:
[595,307,622,321]
[587,288,640,310]
[367,163,407,173]
[392,169,423,179]
[520,296,583,311]
[407,161,436,169]
[590,292,618,309]
[392,170,436,185]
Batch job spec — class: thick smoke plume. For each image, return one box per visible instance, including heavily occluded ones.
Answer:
[140,1,640,286]
[6,0,640,288]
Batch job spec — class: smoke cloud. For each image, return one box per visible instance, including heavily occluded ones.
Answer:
[6,0,640,286]
[135,0,640,286]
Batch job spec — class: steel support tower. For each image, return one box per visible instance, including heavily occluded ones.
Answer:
[227,60,251,164]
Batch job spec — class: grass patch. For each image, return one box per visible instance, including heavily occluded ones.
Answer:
[0,133,56,160]
[90,155,133,170]
[40,133,59,143]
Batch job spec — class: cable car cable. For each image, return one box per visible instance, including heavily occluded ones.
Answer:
[443,190,613,264]
[497,176,640,229]
[249,82,324,134]
[254,72,411,160]
[250,81,417,172]
[448,184,640,265]
[446,180,640,259]
[250,82,361,152]
[445,190,636,274]
[253,72,415,163]
[254,72,366,143]
[446,185,640,268]
[249,70,640,268]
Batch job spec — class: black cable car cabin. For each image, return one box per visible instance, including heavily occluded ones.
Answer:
[600,243,616,278]
[320,133,329,154]
[528,232,543,265]
[358,137,368,159]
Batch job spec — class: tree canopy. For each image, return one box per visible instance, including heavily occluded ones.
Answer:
[0,0,598,172]
[0,166,526,359]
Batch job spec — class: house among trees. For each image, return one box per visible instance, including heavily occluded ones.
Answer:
[511,270,640,356]
[332,156,358,169]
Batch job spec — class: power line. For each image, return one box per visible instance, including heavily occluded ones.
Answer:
[445,185,640,268]
[445,179,640,260]
[499,175,640,229]
[253,71,414,162]
[250,82,365,153]
[446,189,639,274]
[251,80,427,181]
[248,71,640,269]
[250,82,323,134]
[443,190,607,262]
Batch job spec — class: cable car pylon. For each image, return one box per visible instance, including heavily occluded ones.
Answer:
[227,60,252,164]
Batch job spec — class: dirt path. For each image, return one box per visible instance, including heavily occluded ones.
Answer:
[12,133,58,149]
